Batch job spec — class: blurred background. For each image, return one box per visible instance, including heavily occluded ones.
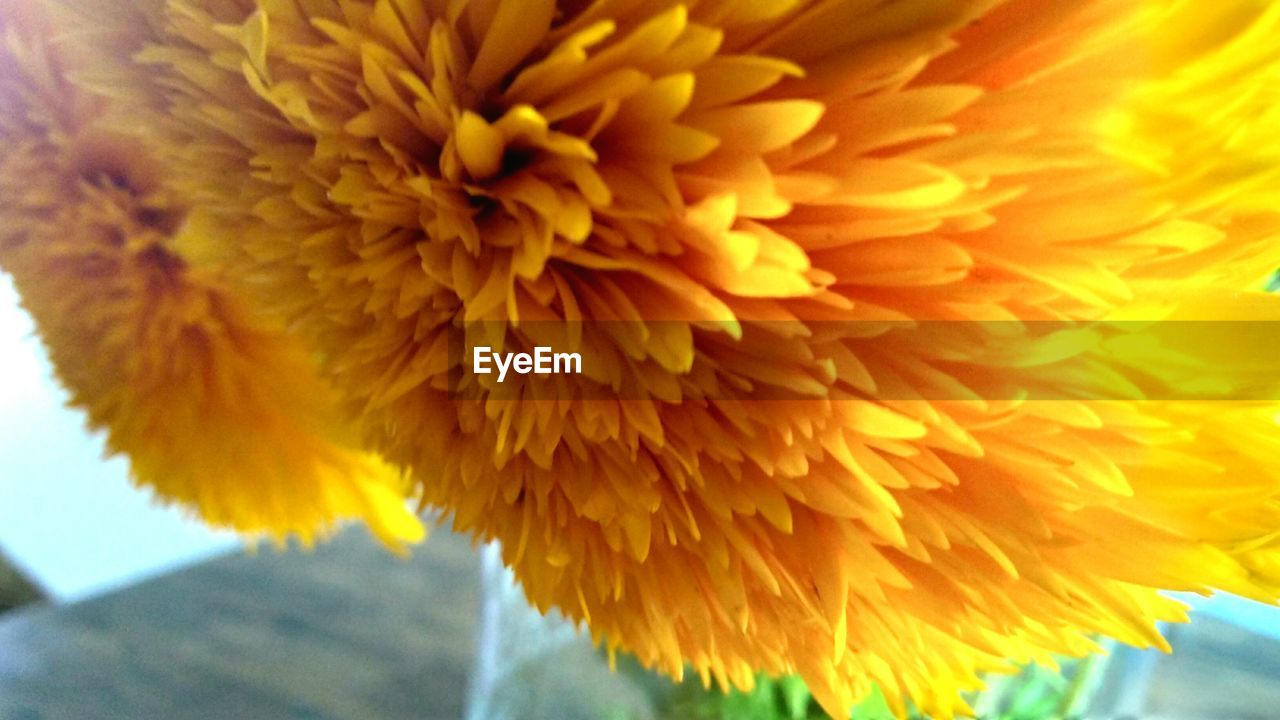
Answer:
[2,272,1279,719]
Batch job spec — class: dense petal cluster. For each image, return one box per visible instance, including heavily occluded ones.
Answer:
[8,0,1280,717]
[0,2,423,550]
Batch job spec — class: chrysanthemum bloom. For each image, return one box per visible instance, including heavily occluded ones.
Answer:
[0,2,423,550]
[23,0,1280,716]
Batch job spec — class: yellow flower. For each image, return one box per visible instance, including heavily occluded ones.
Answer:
[23,0,1280,717]
[0,2,424,551]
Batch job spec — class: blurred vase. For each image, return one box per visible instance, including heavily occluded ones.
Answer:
[464,542,661,720]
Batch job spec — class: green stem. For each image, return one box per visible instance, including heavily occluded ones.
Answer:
[1056,655,1100,718]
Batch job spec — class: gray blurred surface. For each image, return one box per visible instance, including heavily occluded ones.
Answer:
[0,528,481,720]
[1090,610,1280,720]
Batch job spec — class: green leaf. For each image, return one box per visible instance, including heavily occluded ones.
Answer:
[778,675,813,719]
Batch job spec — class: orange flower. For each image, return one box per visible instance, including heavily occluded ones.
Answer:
[15,0,1280,716]
[0,1,423,550]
